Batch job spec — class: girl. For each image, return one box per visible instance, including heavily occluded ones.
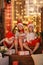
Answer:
[0,31,15,49]
[15,19,25,53]
[23,22,41,54]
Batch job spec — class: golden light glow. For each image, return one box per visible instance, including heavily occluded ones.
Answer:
[16,2,19,4]
[33,0,36,4]
[11,0,41,32]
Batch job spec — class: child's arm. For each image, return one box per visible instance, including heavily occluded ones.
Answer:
[9,43,14,49]
[31,42,40,54]
[0,39,5,44]
[0,38,8,48]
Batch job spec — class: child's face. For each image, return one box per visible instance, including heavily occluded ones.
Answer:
[18,25,23,30]
[29,26,33,32]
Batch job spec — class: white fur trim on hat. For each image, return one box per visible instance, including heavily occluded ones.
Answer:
[18,23,23,26]
[28,24,34,28]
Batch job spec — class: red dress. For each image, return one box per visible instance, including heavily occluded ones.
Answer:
[4,32,14,48]
[26,38,41,47]
[25,32,41,47]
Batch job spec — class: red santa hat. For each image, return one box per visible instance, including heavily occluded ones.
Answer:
[28,22,34,28]
[6,31,14,38]
[17,19,23,26]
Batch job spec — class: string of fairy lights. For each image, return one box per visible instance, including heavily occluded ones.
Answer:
[14,0,25,20]
[11,0,43,32]
[25,0,43,16]
[13,0,43,20]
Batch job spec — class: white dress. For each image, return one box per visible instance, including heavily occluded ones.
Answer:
[26,32,37,42]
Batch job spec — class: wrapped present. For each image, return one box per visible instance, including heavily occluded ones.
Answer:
[5,49,15,55]
[18,51,29,55]
[18,51,25,55]
[11,49,15,54]
[24,51,29,55]
[12,61,18,65]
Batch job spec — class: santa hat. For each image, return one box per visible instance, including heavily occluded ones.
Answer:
[17,19,23,26]
[6,32,14,38]
[28,22,34,28]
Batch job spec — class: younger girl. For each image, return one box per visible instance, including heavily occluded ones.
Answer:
[0,31,15,49]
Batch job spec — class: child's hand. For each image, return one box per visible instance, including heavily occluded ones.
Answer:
[29,49,35,55]
[29,49,33,55]
[30,51,33,54]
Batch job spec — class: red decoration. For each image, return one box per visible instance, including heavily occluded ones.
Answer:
[4,1,12,33]
[26,38,40,47]
[12,61,18,65]
[5,31,14,38]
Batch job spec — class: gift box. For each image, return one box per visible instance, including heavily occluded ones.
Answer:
[5,49,15,55]
[24,51,29,55]
[12,61,18,65]
[18,51,24,55]
[18,51,29,55]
